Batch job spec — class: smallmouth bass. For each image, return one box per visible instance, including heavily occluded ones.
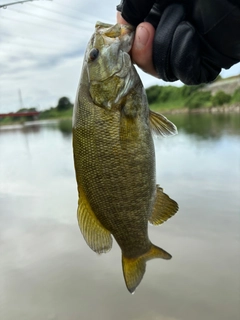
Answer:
[72,21,178,293]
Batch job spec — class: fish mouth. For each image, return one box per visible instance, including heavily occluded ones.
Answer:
[104,24,133,39]
[95,21,134,53]
[95,21,134,38]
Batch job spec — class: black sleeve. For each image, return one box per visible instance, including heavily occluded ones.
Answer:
[117,0,156,26]
[151,0,240,84]
[117,0,240,84]
[117,0,186,26]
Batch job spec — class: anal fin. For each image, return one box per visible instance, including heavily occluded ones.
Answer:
[149,110,178,136]
[149,185,178,225]
[77,187,112,254]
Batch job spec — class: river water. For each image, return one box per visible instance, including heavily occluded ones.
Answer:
[0,113,239,320]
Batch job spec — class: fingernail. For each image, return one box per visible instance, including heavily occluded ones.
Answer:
[135,26,149,49]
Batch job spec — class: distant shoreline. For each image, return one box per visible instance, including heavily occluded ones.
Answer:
[154,104,240,114]
[0,104,239,127]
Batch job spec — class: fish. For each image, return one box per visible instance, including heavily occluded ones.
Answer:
[72,21,178,293]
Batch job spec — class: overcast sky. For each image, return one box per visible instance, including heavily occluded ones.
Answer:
[0,0,240,113]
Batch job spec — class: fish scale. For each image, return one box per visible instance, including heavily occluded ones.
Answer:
[75,105,153,236]
[73,21,179,293]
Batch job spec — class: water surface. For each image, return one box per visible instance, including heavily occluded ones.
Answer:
[0,114,239,320]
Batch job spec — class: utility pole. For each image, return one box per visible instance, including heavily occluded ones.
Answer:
[18,89,24,110]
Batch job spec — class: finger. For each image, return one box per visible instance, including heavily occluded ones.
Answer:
[116,11,128,24]
[116,14,159,78]
[132,22,159,78]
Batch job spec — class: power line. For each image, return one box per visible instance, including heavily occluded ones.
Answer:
[0,14,90,56]
[28,2,96,26]
[55,1,115,26]
[0,0,51,9]
[1,40,65,51]
[7,7,94,31]
[52,0,101,20]
[1,31,79,47]
[0,15,91,37]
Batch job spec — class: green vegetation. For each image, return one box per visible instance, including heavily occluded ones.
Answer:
[0,116,20,125]
[0,107,39,125]
[146,85,186,110]
[1,77,239,127]
[39,107,73,120]
[0,97,73,126]
[146,83,210,110]
[146,83,240,111]
[58,118,72,135]
[56,97,73,112]
[211,91,231,106]
[39,97,73,120]
[186,91,212,109]
[231,88,240,103]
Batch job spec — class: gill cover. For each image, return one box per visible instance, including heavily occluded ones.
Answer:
[86,22,135,109]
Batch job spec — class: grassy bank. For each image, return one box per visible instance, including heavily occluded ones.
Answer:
[146,83,240,112]
[39,107,73,120]
[0,109,73,126]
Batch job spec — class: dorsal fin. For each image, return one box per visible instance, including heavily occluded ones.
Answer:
[149,110,178,136]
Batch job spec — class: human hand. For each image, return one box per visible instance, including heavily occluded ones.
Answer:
[117,0,240,85]
[117,11,158,78]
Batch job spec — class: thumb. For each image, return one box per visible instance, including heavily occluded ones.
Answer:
[132,22,158,77]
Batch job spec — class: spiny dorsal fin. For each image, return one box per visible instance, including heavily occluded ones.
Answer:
[122,244,171,293]
[149,185,178,225]
[149,110,178,136]
[77,187,113,254]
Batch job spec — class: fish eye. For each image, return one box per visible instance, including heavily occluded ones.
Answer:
[89,48,99,61]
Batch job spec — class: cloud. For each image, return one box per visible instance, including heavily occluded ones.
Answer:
[0,0,239,113]
[0,0,117,111]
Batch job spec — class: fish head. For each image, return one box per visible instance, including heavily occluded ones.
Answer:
[84,21,135,110]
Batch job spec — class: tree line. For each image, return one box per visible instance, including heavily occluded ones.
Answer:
[146,83,240,110]
[2,83,240,127]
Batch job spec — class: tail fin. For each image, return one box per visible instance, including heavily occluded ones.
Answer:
[122,244,171,293]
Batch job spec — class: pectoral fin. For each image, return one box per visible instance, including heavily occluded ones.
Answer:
[122,244,171,293]
[149,110,177,136]
[149,185,178,225]
[77,187,112,253]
